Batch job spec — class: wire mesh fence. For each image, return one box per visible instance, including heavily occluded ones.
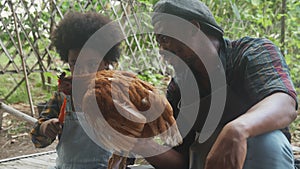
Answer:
[0,0,292,113]
[0,0,168,105]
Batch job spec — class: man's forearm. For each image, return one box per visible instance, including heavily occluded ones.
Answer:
[228,92,297,138]
[144,148,187,169]
[133,139,188,169]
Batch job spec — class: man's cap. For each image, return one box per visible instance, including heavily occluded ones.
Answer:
[153,0,224,37]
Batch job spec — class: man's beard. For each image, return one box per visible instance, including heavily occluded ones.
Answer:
[174,58,211,99]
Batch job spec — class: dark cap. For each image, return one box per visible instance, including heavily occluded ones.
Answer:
[153,0,224,37]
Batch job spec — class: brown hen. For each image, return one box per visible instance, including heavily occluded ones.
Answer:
[73,70,182,169]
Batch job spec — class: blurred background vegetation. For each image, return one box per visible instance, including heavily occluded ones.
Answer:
[141,0,300,94]
[0,0,299,111]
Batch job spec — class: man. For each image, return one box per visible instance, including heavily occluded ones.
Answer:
[134,0,298,169]
[30,11,121,169]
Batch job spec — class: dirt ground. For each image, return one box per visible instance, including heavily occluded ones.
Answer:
[1,103,300,160]
[0,103,57,160]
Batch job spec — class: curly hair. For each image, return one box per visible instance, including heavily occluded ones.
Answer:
[51,11,121,63]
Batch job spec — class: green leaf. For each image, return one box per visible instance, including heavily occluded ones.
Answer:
[250,0,260,6]
[230,1,241,20]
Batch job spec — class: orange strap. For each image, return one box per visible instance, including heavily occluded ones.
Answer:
[58,97,67,124]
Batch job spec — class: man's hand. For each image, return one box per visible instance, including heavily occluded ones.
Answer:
[204,122,247,169]
[39,118,62,139]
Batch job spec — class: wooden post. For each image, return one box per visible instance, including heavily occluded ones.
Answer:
[0,108,3,130]
[280,0,286,56]
[9,1,36,117]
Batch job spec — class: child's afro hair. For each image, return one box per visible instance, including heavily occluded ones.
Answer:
[51,11,121,63]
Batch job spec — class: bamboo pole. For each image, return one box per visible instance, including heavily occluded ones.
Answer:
[0,102,37,124]
[280,0,286,56]
[0,109,3,130]
[8,1,36,117]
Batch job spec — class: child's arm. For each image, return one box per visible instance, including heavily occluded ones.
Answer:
[30,92,63,148]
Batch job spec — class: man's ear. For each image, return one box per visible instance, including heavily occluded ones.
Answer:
[190,20,201,35]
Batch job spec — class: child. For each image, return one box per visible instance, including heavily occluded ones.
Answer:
[30,11,121,169]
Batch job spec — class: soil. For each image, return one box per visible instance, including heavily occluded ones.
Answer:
[0,103,57,160]
[1,103,300,160]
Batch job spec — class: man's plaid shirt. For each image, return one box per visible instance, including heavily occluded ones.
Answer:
[224,36,297,106]
[167,36,298,160]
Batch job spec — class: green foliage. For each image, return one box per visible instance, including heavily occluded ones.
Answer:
[137,68,165,87]
[136,0,159,6]
[43,72,59,91]
[0,0,299,106]
[0,73,54,104]
[201,0,300,103]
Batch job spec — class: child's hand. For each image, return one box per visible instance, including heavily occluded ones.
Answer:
[39,118,62,139]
